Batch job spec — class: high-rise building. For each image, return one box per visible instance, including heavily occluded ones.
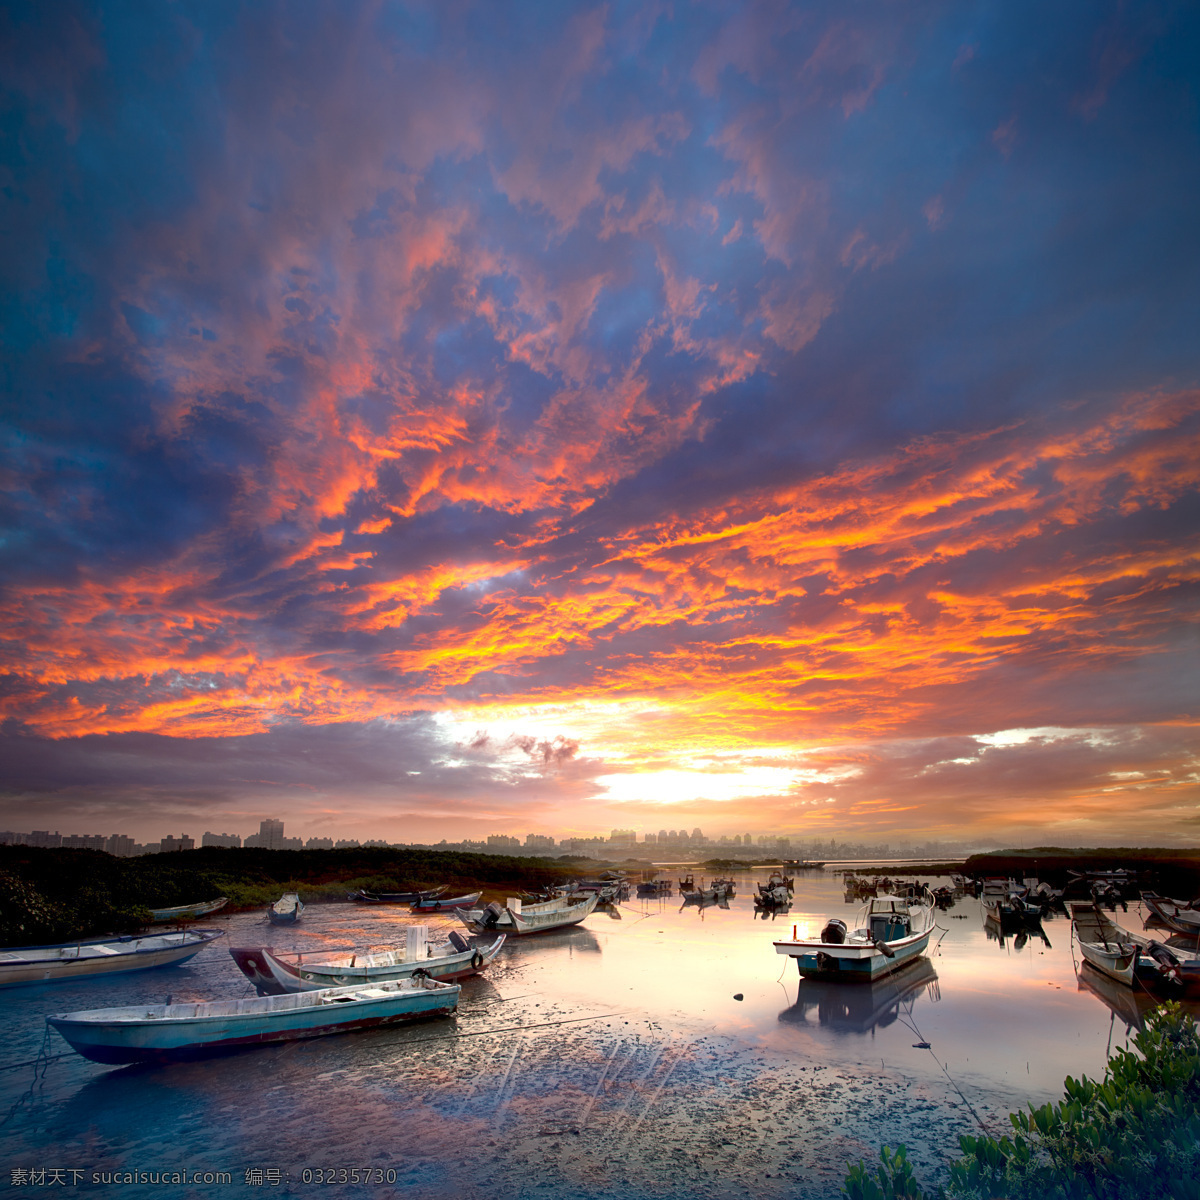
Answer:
[106,834,136,856]
[691,828,704,842]
[28,831,62,848]
[246,819,285,849]
[160,834,195,852]
[61,834,106,850]
[202,831,242,848]
[524,834,555,849]
[487,834,521,848]
[305,836,334,850]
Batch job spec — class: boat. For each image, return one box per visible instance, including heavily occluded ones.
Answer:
[636,879,672,898]
[773,894,937,981]
[755,884,791,908]
[1140,892,1200,936]
[347,886,447,904]
[0,929,224,988]
[759,871,792,894]
[47,974,460,1064]
[1069,902,1199,993]
[267,893,303,925]
[230,931,505,994]
[410,891,481,911]
[148,898,228,923]
[455,891,598,935]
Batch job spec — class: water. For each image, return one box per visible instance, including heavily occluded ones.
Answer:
[0,871,1185,1198]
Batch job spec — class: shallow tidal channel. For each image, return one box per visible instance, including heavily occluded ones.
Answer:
[1,870,1186,1198]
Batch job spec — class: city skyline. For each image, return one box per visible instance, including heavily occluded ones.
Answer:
[2,4,1197,847]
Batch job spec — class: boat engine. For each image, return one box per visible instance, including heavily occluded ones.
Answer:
[821,918,847,944]
[482,901,505,928]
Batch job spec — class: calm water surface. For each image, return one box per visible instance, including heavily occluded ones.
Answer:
[0,871,1186,1199]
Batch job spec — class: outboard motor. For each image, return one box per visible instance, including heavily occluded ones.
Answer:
[821,918,847,944]
[482,901,504,929]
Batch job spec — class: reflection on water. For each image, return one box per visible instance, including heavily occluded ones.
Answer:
[779,958,940,1035]
[1075,963,1157,1033]
[4,872,1199,1200]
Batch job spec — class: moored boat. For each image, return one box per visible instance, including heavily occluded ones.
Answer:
[47,974,460,1064]
[0,929,224,988]
[230,931,505,994]
[773,894,937,982]
[410,891,481,911]
[455,891,598,935]
[1141,891,1200,936]
[347,886,447,904]
[267,893,303,925]
[1069,901,1199,993]
[149,897,228,923]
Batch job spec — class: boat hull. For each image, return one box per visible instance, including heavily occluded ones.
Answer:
[48,981,459,1064]
[456,892,598,936]
[1077,940,1136,985]
[410,892,482,911]
[776,928,933,981]
[230,935,505,994]
[149,898,228,923]
[0,930,224,988]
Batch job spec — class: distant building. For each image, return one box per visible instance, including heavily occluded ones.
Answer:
[28,831,62,848]
[106,834,136,856]
[486,835,521,849]
[245,819,286,850]
[160,834,195,852]
[524,834,555,849]
[305,836,334,850]
[201,831,242,848]
[608,828,636,848]
[334,838,360,849]
[61,834,106,850]
[691,828,703,842]
[0,832,26,845]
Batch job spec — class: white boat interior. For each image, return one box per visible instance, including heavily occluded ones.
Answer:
[0,931,213,964]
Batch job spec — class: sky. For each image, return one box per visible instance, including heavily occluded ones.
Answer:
[1,0,1198,848]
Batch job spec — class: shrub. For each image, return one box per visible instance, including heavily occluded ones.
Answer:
[844,1004,1200,1200]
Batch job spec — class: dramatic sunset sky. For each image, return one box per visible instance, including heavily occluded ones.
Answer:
[2,1,1198,847]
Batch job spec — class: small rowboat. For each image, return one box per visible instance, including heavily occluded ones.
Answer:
[347,886,447,904]
[0,929,224,988]
[230,932,505,994]
[456,891,598,936]
[267,893,304,925]
[410,891,481,911]
[149,897,228,923]
[1070,902,1200,993]
[47,974,460,1064]
[1141,892,1200,936]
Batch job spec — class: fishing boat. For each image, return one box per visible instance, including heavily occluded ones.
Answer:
[267,893,303,925]
[347,886,447,905]
[755,884,791,908]
[636,879,672,898]
[773,894,937,981]
[1069,902,1199,992]
[230,931,505,994]
[0,929,224,988]
[47,974,460,1064]
[1140,892,1200,936]
[410,891,481,911]
[148,897,228,923]
[455,891,598,936]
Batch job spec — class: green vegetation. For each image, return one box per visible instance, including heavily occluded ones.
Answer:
[0,845,583,945]
[844,1004,1200,1200]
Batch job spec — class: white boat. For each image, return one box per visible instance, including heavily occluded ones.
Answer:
[230,931,505,994]
[0,929,224,988]
[410,891,481,911]
[149,897,228,923]
[1069,901,1199,993]
[1141,892,1200,935]
[455,891,598,935]
[267,893,303,925]
[773,895,937,981]
[47,974,460,1064]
